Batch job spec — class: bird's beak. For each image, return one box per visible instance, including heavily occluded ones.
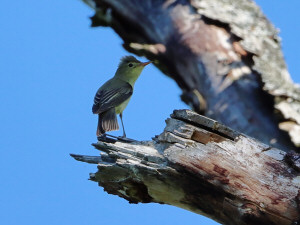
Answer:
[140,61,151,67]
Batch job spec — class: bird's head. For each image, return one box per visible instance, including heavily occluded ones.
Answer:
[115,56,151,84]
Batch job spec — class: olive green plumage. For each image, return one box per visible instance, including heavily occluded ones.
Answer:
[92,56,150,137]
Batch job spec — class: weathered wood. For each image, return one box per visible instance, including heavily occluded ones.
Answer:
[71,109,300,225]
[81,0,300,151]
[74,1,300,224]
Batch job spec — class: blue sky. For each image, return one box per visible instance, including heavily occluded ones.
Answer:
[0,1,299,225]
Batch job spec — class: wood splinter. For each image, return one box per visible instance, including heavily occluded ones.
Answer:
[71,109,300,225]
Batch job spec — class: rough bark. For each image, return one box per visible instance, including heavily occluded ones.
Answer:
[71,109,300,225]
[82,0,300,151]
[72,1,300,224]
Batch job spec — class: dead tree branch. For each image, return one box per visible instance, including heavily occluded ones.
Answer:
[72,1,300,224]
[82,0,300,150]
[71,109,300,225]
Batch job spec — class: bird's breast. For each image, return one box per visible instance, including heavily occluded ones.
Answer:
[115,97,131,114]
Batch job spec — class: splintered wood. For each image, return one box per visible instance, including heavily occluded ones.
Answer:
[71,109,300,225]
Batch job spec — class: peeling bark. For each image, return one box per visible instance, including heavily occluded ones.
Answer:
[71,110,300,225]
[81,0,300,150]
[73,1,300,224]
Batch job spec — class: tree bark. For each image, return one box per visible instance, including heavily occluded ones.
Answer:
[72,0,300,224]
[82,0,300,151]
[71,109,300,225]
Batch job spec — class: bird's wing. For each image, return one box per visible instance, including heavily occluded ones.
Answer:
[92,81,133,114]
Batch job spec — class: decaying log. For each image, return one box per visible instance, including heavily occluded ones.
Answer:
[71,109,300,225]
[81,0,300,151]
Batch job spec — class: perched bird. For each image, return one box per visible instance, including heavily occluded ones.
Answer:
[92,56,151,138]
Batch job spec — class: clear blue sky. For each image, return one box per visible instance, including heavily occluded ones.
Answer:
[0,1,299,225]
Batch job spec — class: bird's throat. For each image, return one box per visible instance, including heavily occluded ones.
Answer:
[115,67,144,86]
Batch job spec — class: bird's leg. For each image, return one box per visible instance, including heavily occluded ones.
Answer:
[119,113,126,138]
[115,113,137,143]
[97,113,136,143]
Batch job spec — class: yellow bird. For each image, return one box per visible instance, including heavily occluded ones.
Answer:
[92,56,150,138]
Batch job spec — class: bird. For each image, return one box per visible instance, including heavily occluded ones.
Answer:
[92,56,151,138]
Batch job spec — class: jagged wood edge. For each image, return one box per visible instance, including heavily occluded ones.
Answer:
[71,109,300,225]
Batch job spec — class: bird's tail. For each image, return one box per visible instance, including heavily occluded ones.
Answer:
[97,108,119,136]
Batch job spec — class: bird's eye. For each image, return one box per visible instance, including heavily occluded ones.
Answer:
[128,63,133,67]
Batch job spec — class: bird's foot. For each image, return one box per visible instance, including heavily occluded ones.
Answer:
[97,134,117,143]
[103,134,138,143]
[117,136,138,143]
[97,134,138,143]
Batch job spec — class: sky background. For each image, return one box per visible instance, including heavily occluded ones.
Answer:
[0,1,299,225]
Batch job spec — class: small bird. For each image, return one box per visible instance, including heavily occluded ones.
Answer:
[92,56,151,138]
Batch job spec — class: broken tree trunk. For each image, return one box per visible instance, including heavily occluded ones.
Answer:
[72,0,300,224]
[71,109,300,225]
[82,0,300,151]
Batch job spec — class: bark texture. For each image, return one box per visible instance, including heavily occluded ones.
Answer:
[73,1,300,224]
[71,109,300,225]
[82,0,300,150]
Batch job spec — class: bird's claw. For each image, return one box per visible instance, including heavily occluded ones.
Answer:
[97,134,117,143]
[97,134,137,143]
[116,136,137,143]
